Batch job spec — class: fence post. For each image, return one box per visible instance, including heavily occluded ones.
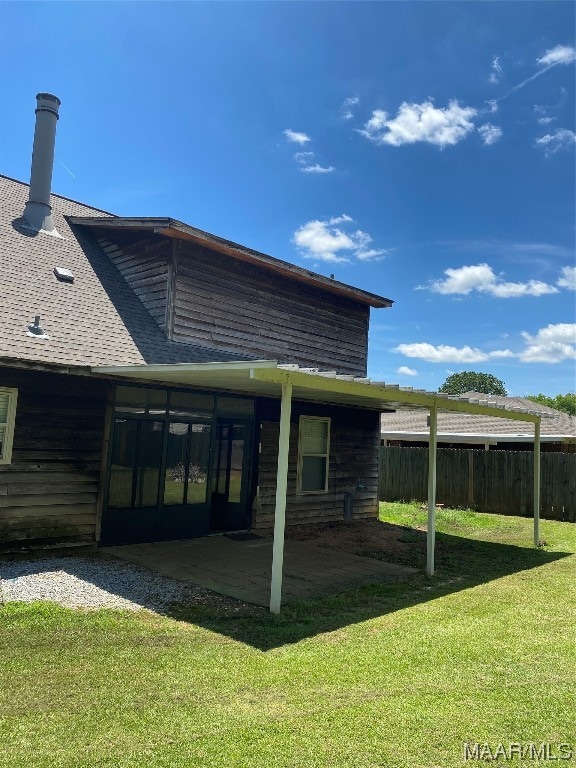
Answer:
[427,406,438,576]
[534,420,541,547]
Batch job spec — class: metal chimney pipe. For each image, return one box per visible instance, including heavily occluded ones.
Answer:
[23,93,61,234]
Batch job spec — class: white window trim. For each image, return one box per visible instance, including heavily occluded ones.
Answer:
[297,415,330,495]
[0,387,18,465]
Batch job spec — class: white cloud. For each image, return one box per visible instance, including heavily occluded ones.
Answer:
[487,280,558,298]
[534,106,555,125]
[394,343,511,364]
[397,366,418,376]
[423,263,558,298]
[395,324,576,366]
[299,163,335,174]
[341,96,360,120]
[294,151,315,163]
[359,100,477,148]
[478,123,503,145]
[356,248,386,262]
[293,150,334,174]
[536,45,576,67]
[557,266,576,290]
[489,56,502,84]
[284,129,311,145]
[489,349,516,359]
[519,323,576,363]
[359,109,388,139]
[293,215,386,263]
[535,129,576,155]
[486,99,499,114]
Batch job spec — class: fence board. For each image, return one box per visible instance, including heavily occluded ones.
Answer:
[379,447,575,522]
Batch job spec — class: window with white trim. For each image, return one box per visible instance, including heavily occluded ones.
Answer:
[297,416,330,494]
[0,387,18,465]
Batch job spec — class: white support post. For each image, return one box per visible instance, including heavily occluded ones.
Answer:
[427,405,438,576]
[269,381,293,614]
[534,419,541,547]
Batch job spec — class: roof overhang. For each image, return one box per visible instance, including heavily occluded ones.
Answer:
[68,215,392,309]
[92,360,542,424]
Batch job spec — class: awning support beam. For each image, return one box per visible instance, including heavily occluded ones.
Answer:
[427,405,438,576]
[270,381,293,613]
[534,420,541,547]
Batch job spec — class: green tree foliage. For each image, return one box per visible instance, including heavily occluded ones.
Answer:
[526,393,576,416]
[438,371,507,396]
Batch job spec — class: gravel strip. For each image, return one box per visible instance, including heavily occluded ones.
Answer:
[0,553,241,613]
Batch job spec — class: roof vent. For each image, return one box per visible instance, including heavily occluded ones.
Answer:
[26,315,50,339]
[22,93,61,236]
[54,267,74,283]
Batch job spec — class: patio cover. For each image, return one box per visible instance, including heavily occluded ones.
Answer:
[94,360,542,612]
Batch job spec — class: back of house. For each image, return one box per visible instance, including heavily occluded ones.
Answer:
[0,93,392,551]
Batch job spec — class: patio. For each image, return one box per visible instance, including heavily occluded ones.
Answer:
[103,534,417,607]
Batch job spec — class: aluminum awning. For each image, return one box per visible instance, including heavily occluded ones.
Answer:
[93,359,542,611]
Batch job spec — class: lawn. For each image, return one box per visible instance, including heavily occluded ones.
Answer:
[1,503,574,768]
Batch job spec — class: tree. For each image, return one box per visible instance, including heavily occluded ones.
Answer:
[526,393,576,416]
[438,371,507,396]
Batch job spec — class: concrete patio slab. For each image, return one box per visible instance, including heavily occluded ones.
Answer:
[102,535,417,607]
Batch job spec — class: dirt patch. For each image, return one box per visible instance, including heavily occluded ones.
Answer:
[285,519,427,569]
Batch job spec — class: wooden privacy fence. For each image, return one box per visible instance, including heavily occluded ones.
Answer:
[379,447,576,522]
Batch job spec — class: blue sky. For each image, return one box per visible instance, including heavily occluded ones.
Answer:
[1,1,574,396]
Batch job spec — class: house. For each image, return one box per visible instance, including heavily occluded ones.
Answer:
[381,391,576,452]
[0,94,545,610]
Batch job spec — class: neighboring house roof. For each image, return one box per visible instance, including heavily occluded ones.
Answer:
[381,393,576,443]
[458,391,567,417]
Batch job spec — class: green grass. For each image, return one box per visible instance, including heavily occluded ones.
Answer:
[1,503,575,768]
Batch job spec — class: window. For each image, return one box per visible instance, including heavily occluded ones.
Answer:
[297,416,330,494]
[0,387,18,465]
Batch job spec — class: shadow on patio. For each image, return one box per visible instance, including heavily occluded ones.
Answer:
[113,520,570,650]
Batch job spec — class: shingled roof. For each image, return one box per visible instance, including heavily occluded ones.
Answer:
[381,392,576,441]
[0,175,295,370]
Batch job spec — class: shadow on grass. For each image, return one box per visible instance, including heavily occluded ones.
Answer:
[166,522,572,650]
[1,522,572,651]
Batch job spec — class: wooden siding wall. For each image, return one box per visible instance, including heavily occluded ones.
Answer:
[379,446,576,522]
[174,243,370,376]
[253,401,380,530]
[97,232,170,331]
[0,369,109,549]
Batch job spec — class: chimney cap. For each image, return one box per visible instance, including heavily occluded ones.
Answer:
[36,92,61,104]
[35,93,61,117]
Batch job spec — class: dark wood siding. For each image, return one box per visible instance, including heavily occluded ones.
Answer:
[0,368,109,550]
[174,242,370,376]
[96,232,171,331]
[253,400,380,530]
